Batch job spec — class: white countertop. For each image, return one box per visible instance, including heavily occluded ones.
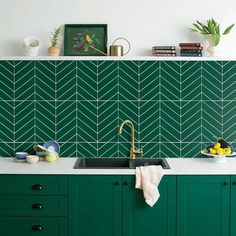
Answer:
[1,157,236,175]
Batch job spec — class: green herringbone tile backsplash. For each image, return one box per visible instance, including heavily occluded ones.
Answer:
[0,60,236,158]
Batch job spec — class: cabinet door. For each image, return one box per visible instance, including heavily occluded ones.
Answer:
[230,176,236,236]
[177,175,230,236]
[69,175,122,236]
[123,175,176,236]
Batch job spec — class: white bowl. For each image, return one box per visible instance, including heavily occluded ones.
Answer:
[26,155,39,164]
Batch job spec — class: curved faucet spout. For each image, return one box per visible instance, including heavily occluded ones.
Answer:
[119,120,134,134]
[119,120,143,159]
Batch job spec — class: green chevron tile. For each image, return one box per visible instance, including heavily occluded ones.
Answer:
[78,142,97,157]
[0,143,14,157]
[223,61,236,100]
[15,101,35,142]
[98,61,118,100]
[56,61,76,100]
[0,61,14,100]
[160,143,180,158]
[182,61,201,100]
[0,101,13,142]
[59,142,76,157]
[77,101,97,142]
[15,61,34,101]
[181,143,202,158]
[223,101,236,142]
[36,101,56,142]
[182,101,201,142]
[36,61,56,100]
[160,101,180,142]
[15,142,35,155]
[77,61,97,100]
[202,61,222,100]
[141,143,160,158]
[140,61,159,100]
[98,101,118,142]
[57,101,76,142]
[98,143,118,157]
[119,61,139,100]
[202,101,222,142]
[140,101,159,142]
[161,61,180,100]
[118,142,131,158]
[119,101,139,143]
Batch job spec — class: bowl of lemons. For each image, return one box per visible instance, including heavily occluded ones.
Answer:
[201,138,236,163]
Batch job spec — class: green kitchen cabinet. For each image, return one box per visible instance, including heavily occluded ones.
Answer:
[123,175,176,236]
[68,175,123,236]
[69,175,176,236]
[0,175,68,236]
[177,175,231,236]
[230,176,236,236]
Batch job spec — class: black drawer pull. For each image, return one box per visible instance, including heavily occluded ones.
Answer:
[115,182,120,186]
[223,182,229,185]
[32,203,43,209]
[32,184,43,191]
[232,181,236,185]
[32,225,43,231]
[124,181,129,186]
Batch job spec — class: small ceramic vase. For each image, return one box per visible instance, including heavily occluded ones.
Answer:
[23,37,40,56]
[48,46,60,56]
[206,36,215,56]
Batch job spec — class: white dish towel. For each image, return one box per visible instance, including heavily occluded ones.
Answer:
[135,165,164,207]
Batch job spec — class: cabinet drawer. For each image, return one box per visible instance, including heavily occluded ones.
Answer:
[0,196,67,216]
[0,217,67,236]
[0,175,67,195]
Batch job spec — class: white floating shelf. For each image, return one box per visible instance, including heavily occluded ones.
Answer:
[0,56,236,61]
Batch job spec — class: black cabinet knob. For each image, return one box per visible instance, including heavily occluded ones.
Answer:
[223,182,229,185]
[32,203,43,209]
[232,181,236,185]
[32,225,43,231]
[115,182,120,186]
[32,184,43,191]
[124,181,129,186]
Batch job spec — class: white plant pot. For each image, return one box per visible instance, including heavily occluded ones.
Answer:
[23,37,40,56]
[206,35,228,57]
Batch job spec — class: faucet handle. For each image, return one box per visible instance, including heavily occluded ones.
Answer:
[134,146,143,158]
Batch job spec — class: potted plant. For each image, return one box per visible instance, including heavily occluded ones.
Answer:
[189,18,234,56]
[48,26,62,56]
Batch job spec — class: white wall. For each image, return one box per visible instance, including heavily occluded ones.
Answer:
[1,0,236,56]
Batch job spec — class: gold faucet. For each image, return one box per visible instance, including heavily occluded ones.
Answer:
[119,120,143,159]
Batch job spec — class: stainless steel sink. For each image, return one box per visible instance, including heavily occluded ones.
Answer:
[74,158,170,169]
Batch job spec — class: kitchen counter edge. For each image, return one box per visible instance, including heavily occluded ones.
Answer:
[0,157,236,175]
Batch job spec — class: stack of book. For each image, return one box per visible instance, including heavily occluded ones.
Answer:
[152,46,176,57]
[179,43,203,57]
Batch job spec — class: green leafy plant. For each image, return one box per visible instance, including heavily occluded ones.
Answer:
[50,26,62,47]
[189,18,234,46]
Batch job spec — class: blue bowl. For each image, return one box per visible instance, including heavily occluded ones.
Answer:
[15,152,28,159]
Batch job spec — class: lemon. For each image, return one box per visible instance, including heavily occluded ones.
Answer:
[214,142,221,150]
[210,148,217,154]
[216,148,224,155]
[223,148,231,155]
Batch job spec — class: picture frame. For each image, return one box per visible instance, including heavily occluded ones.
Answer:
[64,24,108,56]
